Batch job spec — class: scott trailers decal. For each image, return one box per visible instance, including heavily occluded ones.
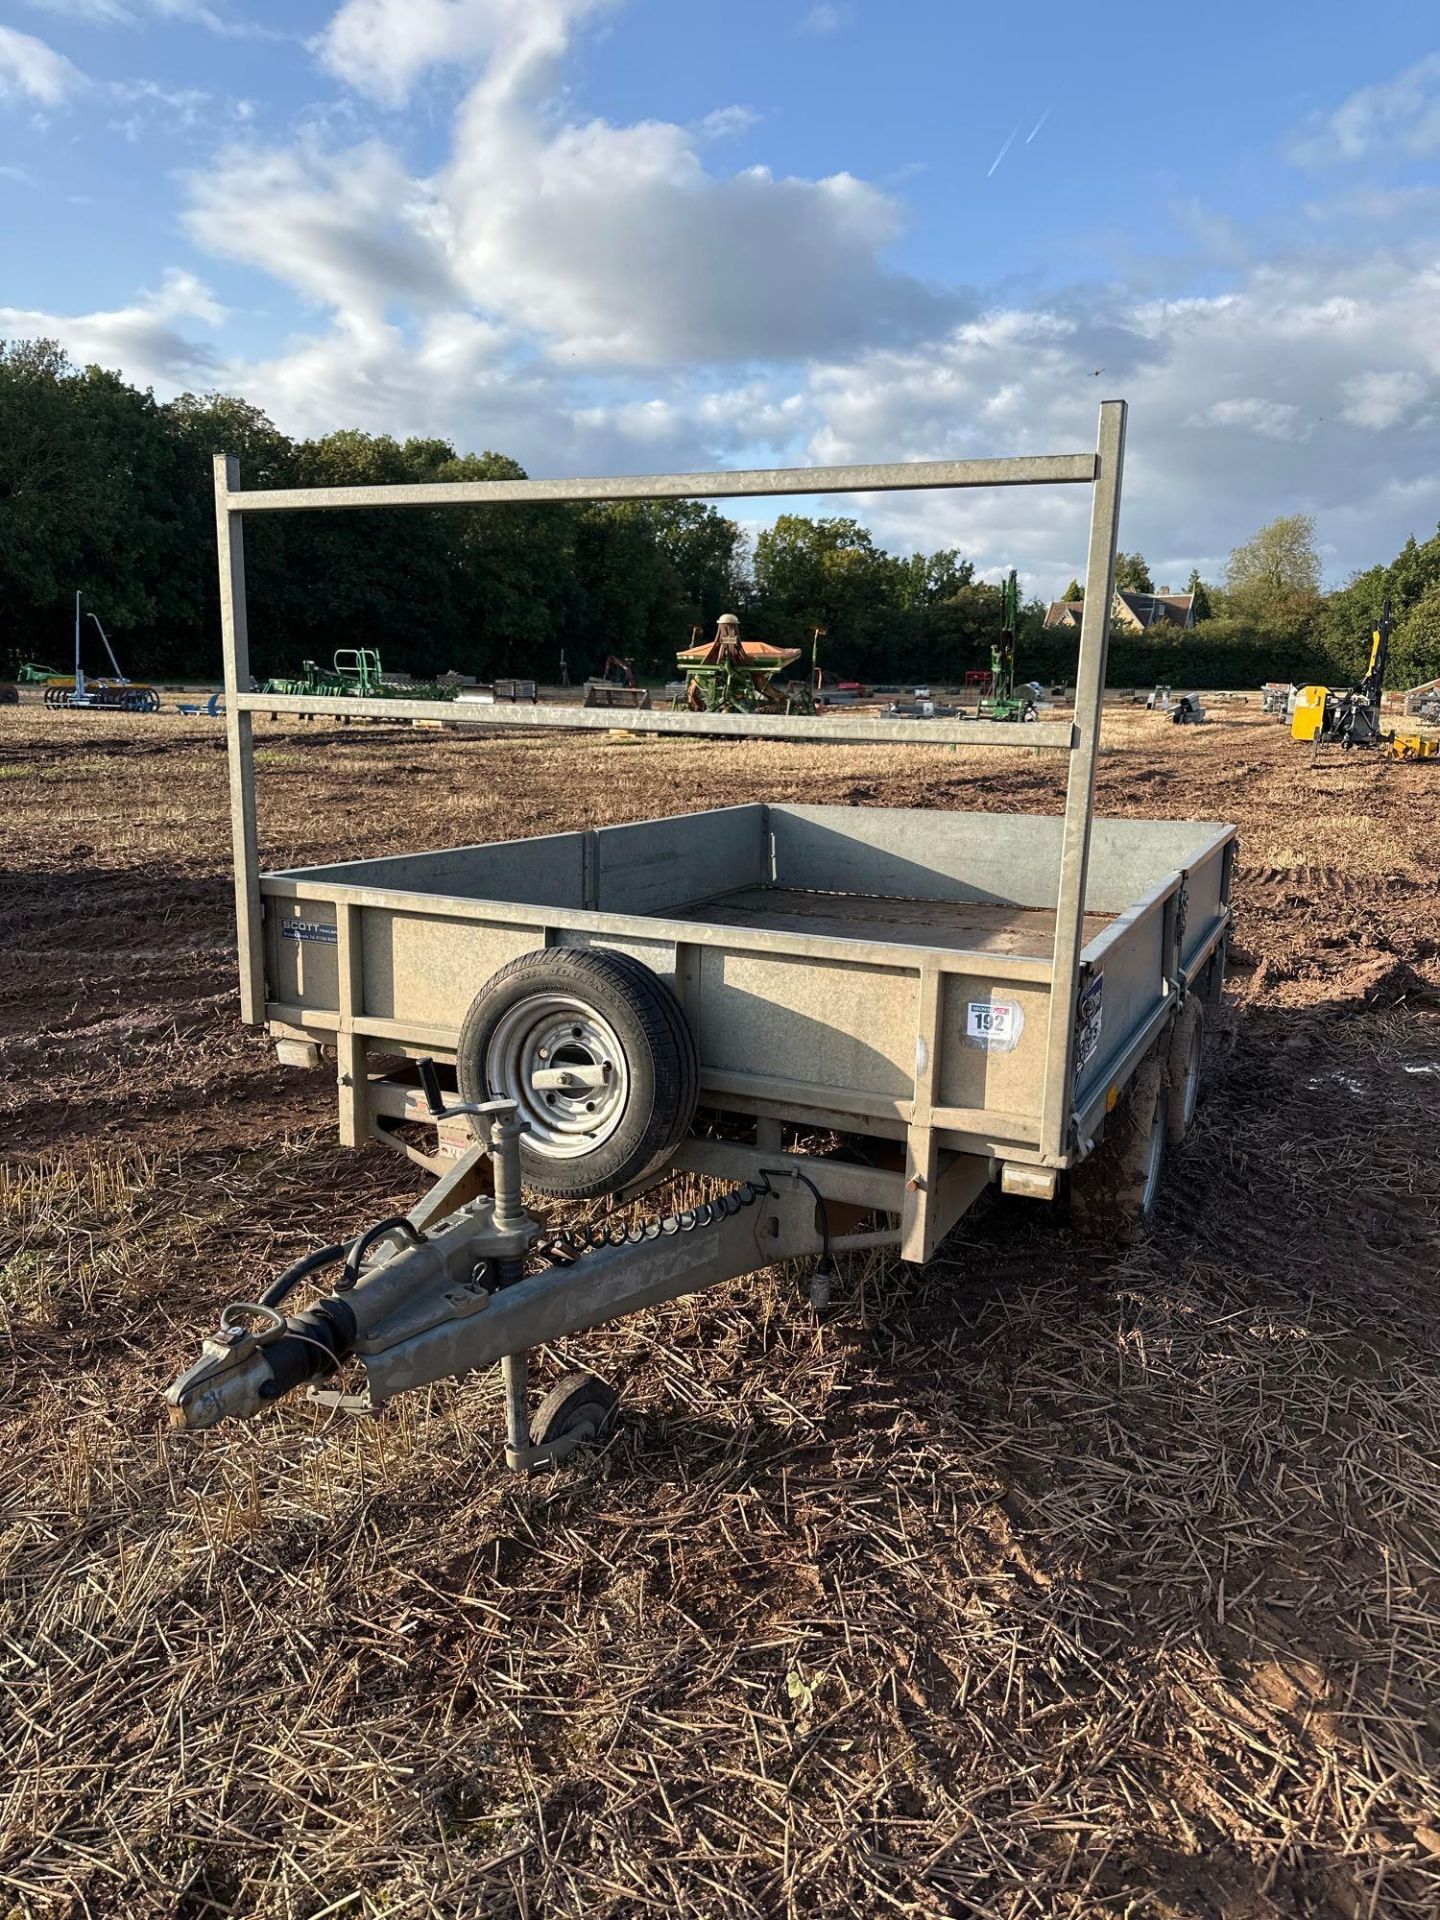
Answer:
[281,919,339,945]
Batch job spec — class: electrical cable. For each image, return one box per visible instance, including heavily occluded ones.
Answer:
[339,1215,424,1291]
[760,1168,831,1259]
[258,1241,348,1310]
[260,1211,428,1310]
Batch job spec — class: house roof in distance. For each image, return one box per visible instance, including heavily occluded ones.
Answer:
[1044,590,1196,630]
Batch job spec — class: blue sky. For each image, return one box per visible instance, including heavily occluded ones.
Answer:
[2,0,1438,595]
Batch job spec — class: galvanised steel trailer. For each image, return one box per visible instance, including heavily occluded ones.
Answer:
[166,401,1236,1469]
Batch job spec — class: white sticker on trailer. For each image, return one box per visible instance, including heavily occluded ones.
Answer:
[964,998,1024,1052]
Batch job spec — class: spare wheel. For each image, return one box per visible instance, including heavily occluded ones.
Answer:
[455,948,699,1199]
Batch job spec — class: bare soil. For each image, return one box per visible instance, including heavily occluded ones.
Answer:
[2,703,1439,1918]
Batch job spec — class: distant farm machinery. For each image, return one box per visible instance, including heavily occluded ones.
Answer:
[259,649,461,704]
[34,594,161,713]
[1291,600,1438,764]
[676,615,817,715]
[976,570,1041,723]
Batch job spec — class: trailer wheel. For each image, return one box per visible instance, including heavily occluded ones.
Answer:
[456,948,699,1199]
[1069,1055,1165,1244]
[529,1371,620,1461]
[1165,1001,1204,1145]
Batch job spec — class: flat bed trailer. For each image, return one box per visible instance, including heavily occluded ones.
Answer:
[166,401,1236,1470]
[262,803,1231,1258]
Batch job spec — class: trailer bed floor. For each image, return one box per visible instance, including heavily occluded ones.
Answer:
[678,885,1115,956]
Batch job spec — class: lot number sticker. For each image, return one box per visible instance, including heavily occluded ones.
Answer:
[965,998,1024,1053]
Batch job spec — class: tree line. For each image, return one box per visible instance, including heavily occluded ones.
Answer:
[3,338,1438,692]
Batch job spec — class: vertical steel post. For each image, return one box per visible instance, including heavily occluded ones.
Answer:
[335,901,367,1147]
[900,962,942,1262]
[1037,400,1127,1165]
[214,455,265,1025]
[501,1351,530,1467]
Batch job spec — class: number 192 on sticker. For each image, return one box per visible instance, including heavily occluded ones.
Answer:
[964,998,1023,1051]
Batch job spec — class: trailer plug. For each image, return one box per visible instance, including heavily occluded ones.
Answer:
[808,1253,837,1313]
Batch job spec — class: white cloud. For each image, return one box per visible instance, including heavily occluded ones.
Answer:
[318,0,613,108]
[1189,397,1306,441]
[107,76,211,137]
[185,138,460,316]
[24,0,274,31]
[698,104,760,141]
[441,106,951,363]
[1340,368,1428,430]
[224,312,514,443]
[0,23,84,105]
[24,0,137,22]
[192,0,952,369]
[1304,183,1440,228]
[0,270,225,386]
[147,0,264,32]
[1290,53,1440,166]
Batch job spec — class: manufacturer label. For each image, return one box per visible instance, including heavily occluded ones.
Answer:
[965,998,1024,1053]
[281,919,338,945]
[1074,972,1104,1080]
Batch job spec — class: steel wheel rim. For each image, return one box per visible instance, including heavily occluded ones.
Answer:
[485,992,630,1158]
[1140,1100,1165,1215]
[1181,1022,1202,1130]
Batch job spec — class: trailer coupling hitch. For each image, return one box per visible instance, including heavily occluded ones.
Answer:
[165,1062,831,1445]
[165,1296,358,1430]
[165,1069,535,1432]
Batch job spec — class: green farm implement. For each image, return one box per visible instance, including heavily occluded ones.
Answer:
[676,615,814,715]
[260,649,459,703]
[977,570,1040,723]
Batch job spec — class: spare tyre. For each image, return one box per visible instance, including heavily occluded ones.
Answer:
[455,948,699,1199]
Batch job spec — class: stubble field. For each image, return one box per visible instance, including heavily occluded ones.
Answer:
[2,700,1439,1918]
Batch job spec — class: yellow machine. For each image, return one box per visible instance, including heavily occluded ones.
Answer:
[1291,603,1389,753]
[1385,732,1439,760]
[1289,684,1330,743]
[41,592,161,714]
[1292,600,1438,761]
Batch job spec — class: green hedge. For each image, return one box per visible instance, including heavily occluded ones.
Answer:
[1013,616,1337,692]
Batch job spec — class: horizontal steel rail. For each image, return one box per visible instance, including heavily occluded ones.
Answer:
[237,688,1074,749]
[225,452,1098,515]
